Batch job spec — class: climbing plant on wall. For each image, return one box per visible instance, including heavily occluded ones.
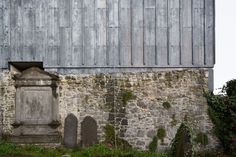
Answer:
[205,79,236,154]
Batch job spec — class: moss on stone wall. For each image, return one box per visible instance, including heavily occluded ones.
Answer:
[103,124,132,150]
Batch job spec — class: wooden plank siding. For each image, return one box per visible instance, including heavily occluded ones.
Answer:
[0,0,215,69]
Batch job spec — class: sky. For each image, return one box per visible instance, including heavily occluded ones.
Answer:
[214,0,236,92]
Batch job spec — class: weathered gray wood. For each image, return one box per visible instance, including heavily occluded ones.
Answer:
[205,0,214,66]
[144,0,156,66]
[132,0,144,66]
[107,0,119,66]
[34,0,46,62]
[156,0,168,66]
[180,0,192,65]
[71,0,83,66]
[0,46,10,68]
[3,0,10,46]
[95,0,107,66]
[9,0,21,61]
[119,0,131,66]
[0,7,3,47]
[192,0,205,66]
[21,0,35,61]
[59,0,71,27]
[84,0,95,66]
[59,28,71,66]
[168,0,180,66]
[46,5,60,66]
[0,0,215,69]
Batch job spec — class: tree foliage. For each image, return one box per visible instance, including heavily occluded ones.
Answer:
[205,79,236,154]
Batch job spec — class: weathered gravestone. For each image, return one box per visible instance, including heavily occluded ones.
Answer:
[11,67,60,143]
[64,114,78,148]
[81,116,98,147]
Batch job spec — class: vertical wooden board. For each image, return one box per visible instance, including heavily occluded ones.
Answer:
[108,0,118,27]
[21,1,36,61]
[35,0,47,28]
[9,0,23,61]
[205,0,214,66]
[83,0,95,66]
[0,8,4,46]
[34,0,47,61]
[168,0,180,66]
[10,28,21,61]
[83,27,95,66]
[84,0,95,27]
[10,0,19,29]
[107,28,119,66]
[35,28,46,61]
[192,0,204,66]
[0,0,2,8]
[119,0,131,66]
[144,0,155,66]
[72,46,83,66]
[0,46,10,68]
[47,46,59,66]
[132,0,144,66]
[180,0,192,66]
[47,7,59,46]
[107,0,119,66]
[95,0,106,66]
[59,28,72,66]
[156,0,168,66]
[46,7,60,66]
[59,0,71,27]
[3,0,10,47]
[71,0,83,66]
[48,0,59,8]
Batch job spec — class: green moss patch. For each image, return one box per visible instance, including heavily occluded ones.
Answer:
[103,124,132,150]
[162,102,171,109]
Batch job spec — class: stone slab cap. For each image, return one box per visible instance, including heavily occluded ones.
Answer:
[13,67,59,87]
[13,67,59,80]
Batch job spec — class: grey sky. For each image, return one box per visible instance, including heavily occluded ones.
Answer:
[214,0,236,92]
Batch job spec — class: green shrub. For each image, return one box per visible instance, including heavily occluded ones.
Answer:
[121,90,136,105]
[157,128,166,143]
[170,123,193,157]
[148,128,166,152]
[148,136,158,152]
[204,79,236,154]
[195,132,208,146]
[162,102,171,109]
[103,124,132,150]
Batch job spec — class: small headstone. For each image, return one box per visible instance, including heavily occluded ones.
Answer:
[81,116,98,147]
[64,114,78,148]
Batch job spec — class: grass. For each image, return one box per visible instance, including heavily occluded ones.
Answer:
[0,141,167,157]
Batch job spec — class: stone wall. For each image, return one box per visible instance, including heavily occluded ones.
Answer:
[0,68,217,150]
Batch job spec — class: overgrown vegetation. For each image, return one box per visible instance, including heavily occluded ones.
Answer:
[170,114,177,126]
[0,140,168,157]
[169,123,193,157]
[205,79,236,154]
[148,135,158,152]
[103,124,132,150]
[195,132,208,146]
[157,128,166,144]
[121,90,136,105]
[148,127,166,152]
